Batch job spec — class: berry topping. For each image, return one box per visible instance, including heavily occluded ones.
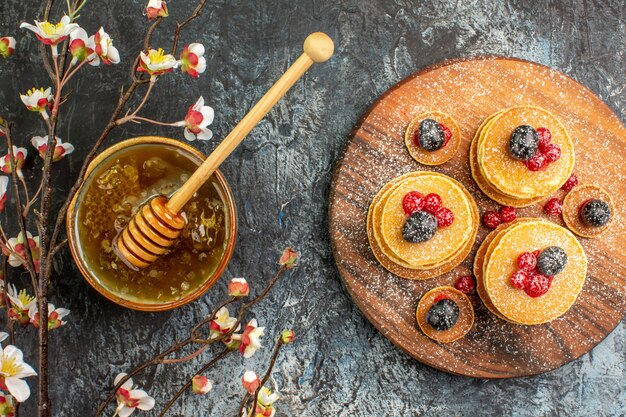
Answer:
[426,298,460,331]
[517,252,537,272]
[402,191,425,216]
[423,193,443,214]
[537,246,568,276]
[580,199,611,227]
[509,125,539,161]
[417,119,445,151]
[544,143,562,162]
[433,294,449,303]
[511,270,529,289]
[536,127,552,152]
[441,124,452,148]
[561,174,579,191]
[524,272,551,298]
[435,207,455,227]
[482,210,502,229]
[524,152,547,171]
[402,210,437,243]
[499,206,516,223]
[455,276,475,294]
[543,198,563,215]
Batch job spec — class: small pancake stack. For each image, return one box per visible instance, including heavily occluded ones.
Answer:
[367,171,479,280]
[474,218,588,325]
[470,106,575,207]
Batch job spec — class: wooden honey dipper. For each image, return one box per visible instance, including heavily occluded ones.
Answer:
[116,32,334,269]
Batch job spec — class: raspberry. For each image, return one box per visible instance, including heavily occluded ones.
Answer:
[561,174,579,191]
[524,272,551,298]
[543,198,563,215]
[455,275,475,293]
[441,124,452,148]
[511,270,529,289]
[532,249,541,258]
[544,143,561,162]
[402,191,425,216]
[517,252,537,271]
[423,193,442,214]
[435,207,454,227]
[536,127,552,153]
[525,152,547,171]
[482,210,502,229]
[499,206,516,223]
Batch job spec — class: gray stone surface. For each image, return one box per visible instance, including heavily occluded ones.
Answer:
[0,0,624,416]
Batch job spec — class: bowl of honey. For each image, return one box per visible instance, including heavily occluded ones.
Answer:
[66,136,237,311]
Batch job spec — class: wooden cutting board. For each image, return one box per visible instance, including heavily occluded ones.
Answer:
[328,57,626,378]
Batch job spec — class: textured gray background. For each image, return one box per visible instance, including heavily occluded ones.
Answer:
[0,0,624,416]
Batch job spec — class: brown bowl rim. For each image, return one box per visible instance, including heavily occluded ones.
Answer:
[66,136,238,312]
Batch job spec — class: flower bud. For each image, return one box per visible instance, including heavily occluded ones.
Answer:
[0,37,16,58]
[278,247,298,268]
[228,278,250,297]
[241,371,260,395]
[192,375,212,395]
[280,329,295,344]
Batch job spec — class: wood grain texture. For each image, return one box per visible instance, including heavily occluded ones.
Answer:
[329,57,626,378]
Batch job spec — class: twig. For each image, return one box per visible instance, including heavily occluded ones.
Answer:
[157,349,230,417]
[170,0,209,55]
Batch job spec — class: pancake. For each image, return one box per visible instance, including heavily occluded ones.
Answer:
[484,220,587,325]
[416,286,474,343]
[562,184,614,238]
[380,174,474,267]
[405,111,461,166]
[470,110,544,207]
[477,106,575,199]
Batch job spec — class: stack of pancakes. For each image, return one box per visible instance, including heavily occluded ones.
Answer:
[474,218,588,325]
[367,171,479,280]
[470,106,575,207]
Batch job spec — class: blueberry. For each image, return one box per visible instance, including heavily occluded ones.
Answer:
[426,299,460,331]
[402,210,437,243]
[537,246,568,276]
[509,125,539,161]
[580,199,611,227]
[418,119,445,151]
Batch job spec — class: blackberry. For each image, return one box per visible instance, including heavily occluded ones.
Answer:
[537,246,568,276]
[402,210,437,243]
[509,125,539,161]
[580,199,611,227]
[418,119,445,151]
[426,299,460,331]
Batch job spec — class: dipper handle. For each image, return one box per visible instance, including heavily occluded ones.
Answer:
[166,32,334,213]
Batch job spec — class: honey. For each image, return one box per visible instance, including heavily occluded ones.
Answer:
[73,143,231,305]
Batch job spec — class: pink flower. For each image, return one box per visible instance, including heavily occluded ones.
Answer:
[280,329,295,344]
[91,28,120,65]
[20,87,52,115]
[178,96,214,141]
[19,15,79,56]
[278,247,298,269]
[241,371,260,395]
[180,43,206,78]
[6,284,36,327]
[0,147,27,177]
[191,375,212,395]
[0,37,16,58]
[146,0,169,19]
[28,303,70,330]
[239,319,264,358]
[209,307,239,339]
[0,176,8,213]
[138,48,177,77]
[114,373,155,417]
[4,232,40,274]
[68,28,95,64]
[228,278,250,297]
[31,136,75,162]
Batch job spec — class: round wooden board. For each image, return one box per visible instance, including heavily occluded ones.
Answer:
[328,57,626,378]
